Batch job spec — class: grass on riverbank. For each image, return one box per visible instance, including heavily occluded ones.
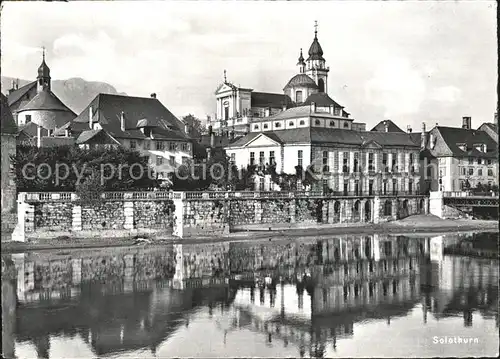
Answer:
[1,214,498,253]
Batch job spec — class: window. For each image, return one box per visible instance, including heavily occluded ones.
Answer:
[343,183,349,195]
[468,158,473,164]
[343,152,349,173]
[368,153,374,172]
[477,158,482,165]
[354,180,360,196]
[156,156,163,166]
[315,119,321,126]
[181,143,189,151]
[468,168,474,176]
[259,177,265,191]
[382,153,388,172]
[299,120,305,126]
[259,151,265,166]
[269,151,275,165]
[487,159,492,165]
[144,155,150,164]
[488,169,494,176]
[295,90,303,103]
[274,122,281,128]
[230,153,236,165]
[169,142,177,151]
[369,180,374,195]
[343,121,349,128]
[383,180,388,195]
[250,152,255,166]
[298,150,303,167]
[25,115,32,123]
[144,141,151,150]
[263,124,269,129]
[457,143,466,151]
[169,156,175,166]
[155,141,164,150]
[392,179,398,195]
[478,169,483,176]
[461,167,466,176]
[427,166,432,178]
[289,121,294,126]
[409,153,414,166]
[254,125,259,130]
[391,153,397,172]
[130,140,137,149]
[353,152,359,172]
[329,120,335,127]
[384,200,392,216]
[409,180,413,194]
[322,151,329,172]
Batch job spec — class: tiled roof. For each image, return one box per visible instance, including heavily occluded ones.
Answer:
[1,93,18,134]
[268,105,346,121]
[307,34,324,61]
[409,132,423,146]
[251,92,293,108]
[227,127,419,148]
[18,90,75,114]
[283,74,318,90]
[434,126,497,158]
[370,120,405,133]
[303,92,343,108]
[68,93,188,141]
[17,122,38,138]
[479,122,498,133]
[76,129,106,144]
[41,137,76,147]
[6,81,36,106]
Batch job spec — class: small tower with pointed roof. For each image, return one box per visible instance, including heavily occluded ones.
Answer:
[305,21,329,94]
[37,47,51,93]
[297,49,306,74]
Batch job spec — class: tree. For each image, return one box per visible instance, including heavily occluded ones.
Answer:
[182,114,206,138]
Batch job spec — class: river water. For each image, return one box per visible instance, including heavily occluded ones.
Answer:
[2,232,498,358]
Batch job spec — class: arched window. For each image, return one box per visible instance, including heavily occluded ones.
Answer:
[254,124,259,130]
[344,122,349,128]
[299,120,305,126]
[295,90,303,103]
[384,200,392,216]
[263,124,269,129]
[289,121,294,126]
[275,122,281,128]
[318,78,325,93]
[315,119,320,126]
[330,121,335,127]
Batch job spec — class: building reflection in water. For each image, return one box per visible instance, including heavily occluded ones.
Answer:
[1,232,498,358]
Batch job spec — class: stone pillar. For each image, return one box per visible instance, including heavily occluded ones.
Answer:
[327,200,335,224]
[428,191,443,218]
[321,200,328,223]
[172,192,186,238]
[373,197,381,224]
[72,205,82,231]
[12,193,26,242]
[360,200,366,223]
[72,258,82,285]
[424,197,429,214]
[339,200,346,223]
[123,201,134,230]
[392,200,398,220]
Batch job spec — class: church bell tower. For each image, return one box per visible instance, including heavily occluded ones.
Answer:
[305,21,329,94]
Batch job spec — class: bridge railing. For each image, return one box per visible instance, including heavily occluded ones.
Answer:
[443,191,498,198]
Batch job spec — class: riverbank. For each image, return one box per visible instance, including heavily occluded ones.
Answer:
[1,215,497,253]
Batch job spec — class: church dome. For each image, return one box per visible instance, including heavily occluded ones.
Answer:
[38,59,50,78]
[283,74,318,90]
[307,34,324,61]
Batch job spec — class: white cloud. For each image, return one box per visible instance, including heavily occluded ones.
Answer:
[365,57,426,117]
[431,86,462,103]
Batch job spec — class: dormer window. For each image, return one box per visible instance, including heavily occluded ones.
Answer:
[275,122,281,128]
[254,124,259,130]
[315,119,321,125]
[289,121,294,126]
[299,120,305,126]
[263,124,269,129]
[457,143,467,151]
[329,121,335,127]
[474,143,486,152]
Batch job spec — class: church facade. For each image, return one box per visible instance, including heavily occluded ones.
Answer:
[222,24,421,194]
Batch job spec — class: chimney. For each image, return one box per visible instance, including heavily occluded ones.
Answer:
[329,105,334,115]
[184,121,189,135]
[310,102,316,113]
[282,104,287,112]
[462,116,471,130]
[421,122,427,149]
[265,107,271,117]
[120,111,126,131]
[494,112,498,126]
[407,125,412,133]
[150,93,157,99]
[384,120,389,132]
[89,106,93,129]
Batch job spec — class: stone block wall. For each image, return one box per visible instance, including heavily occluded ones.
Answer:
[295,199,321,223]
[261,200,292,223]
[229,200,256,225]
[81,202,126,230]
[183,200,228,236]
[134,201,174,229]
[34,202,73,230]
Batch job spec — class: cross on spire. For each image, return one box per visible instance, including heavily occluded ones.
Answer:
[224,69,227,82]
[42,46,46,61]
[314,21,318,37]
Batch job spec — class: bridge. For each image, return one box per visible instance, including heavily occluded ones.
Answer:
[443,191,499,208]
[430,191,499,219]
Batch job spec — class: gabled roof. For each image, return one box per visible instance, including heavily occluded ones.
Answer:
[251,92,293,108]
[303,92,343,108]
[227,127,419,148]
[371,120,405,133]
[17,122,38,138]
[433,126,497,158]
[6,81,36,106]
[1,93,18,134]
[478,122,498,134]
[18,90,75,114]
[68,93,188,141]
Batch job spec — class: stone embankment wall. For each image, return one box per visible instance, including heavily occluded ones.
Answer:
[18,191,427,238]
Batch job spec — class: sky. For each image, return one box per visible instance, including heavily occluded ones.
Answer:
[1,1,497,130]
